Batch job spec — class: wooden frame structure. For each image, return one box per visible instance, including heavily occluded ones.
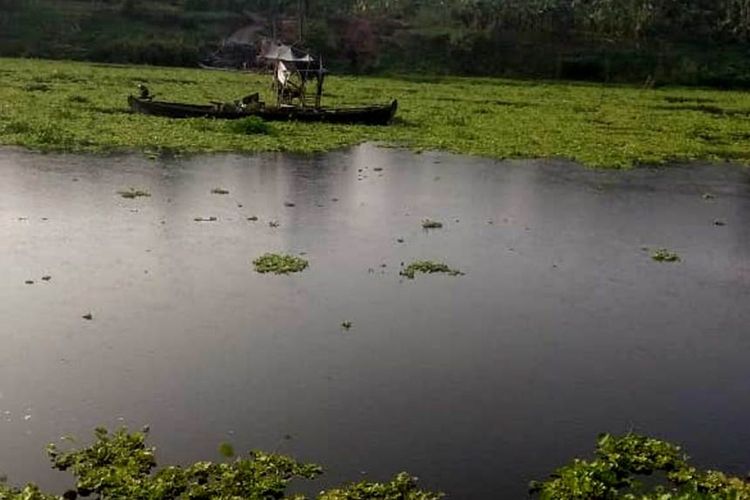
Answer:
[260,41,326,108]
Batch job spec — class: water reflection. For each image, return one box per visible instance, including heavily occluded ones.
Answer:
[0,145,749,498]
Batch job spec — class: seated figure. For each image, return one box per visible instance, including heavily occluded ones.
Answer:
[137,84,152,100]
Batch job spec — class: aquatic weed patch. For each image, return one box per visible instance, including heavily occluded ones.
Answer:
[421,219,443,229]
[651,248,681,262]
[227,116,272,135]
[0,427,440,500]
[4,58,750,166]
[400,261,463,279]
[253,253,309,275]
[117,188,150,199]
[531,433,750,499]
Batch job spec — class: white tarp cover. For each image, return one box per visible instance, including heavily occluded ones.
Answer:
[226,25,264,45]
[276,61,290,85]
[260,42,313,63]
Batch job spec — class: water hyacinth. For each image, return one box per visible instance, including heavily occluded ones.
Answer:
[400,261,463,279]
[4,58,750,168]
[253,253,309,274]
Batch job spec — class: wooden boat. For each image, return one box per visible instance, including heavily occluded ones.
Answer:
[127,96,398,125]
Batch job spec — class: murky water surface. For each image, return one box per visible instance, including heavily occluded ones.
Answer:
[1,145,749,497]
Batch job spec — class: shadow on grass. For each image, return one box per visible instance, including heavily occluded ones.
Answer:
[91,106,133,116]
[390,116,419,128]
[650,103,750,117]
[428,96,534,107]
[663,96,716,104]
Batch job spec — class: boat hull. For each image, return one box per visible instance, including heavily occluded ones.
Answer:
[127,96,398,125]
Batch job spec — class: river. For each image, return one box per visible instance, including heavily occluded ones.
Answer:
[1,144,749,497]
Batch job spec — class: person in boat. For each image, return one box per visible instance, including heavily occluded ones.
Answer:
[274,61,304,105]
[137,84,153,100]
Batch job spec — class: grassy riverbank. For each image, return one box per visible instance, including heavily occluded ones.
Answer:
[2,57,750,167]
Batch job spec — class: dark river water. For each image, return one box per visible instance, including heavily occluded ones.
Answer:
[1,144,749,498]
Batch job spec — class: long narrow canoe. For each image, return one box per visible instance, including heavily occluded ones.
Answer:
[127,96,398,125]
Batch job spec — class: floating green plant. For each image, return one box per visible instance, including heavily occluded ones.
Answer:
[0,427,439,499]
[5,58,750,167]
[253,253,309,275]
[117,188,151,199]
[651,248,681,262]
[218,442,235,458]
[400,260,463,279]
[531,433,750,499]
[421,219,443,229]
[227,116,271,135]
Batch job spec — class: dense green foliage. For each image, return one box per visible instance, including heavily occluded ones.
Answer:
[318,473,443,500]
[3,0,750,84]
[0,427,440,499]
[0,0,234,66]
[399,261,464,280]
[530,433,750,499]
[3,58,750,167]
[2,431,746,499]
[253,253,309,274]
[228,116,273,135]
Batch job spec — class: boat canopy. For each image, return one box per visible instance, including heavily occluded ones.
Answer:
[259,42,314,63]
[258,40,325,108]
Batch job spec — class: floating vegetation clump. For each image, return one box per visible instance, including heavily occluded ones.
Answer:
[1,120,32,134]
[253,253,309,275]
[227,116,271,135]
[422,219,443,229]
[0,427,440,499]
[4,58,750,166]
[218,442,235,458]
[531,433,750,499]
[118,188,151,199]
[400,260,463,279]
[651,248,681,262]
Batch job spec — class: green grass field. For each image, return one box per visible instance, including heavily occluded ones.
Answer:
[2,57,750,167]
